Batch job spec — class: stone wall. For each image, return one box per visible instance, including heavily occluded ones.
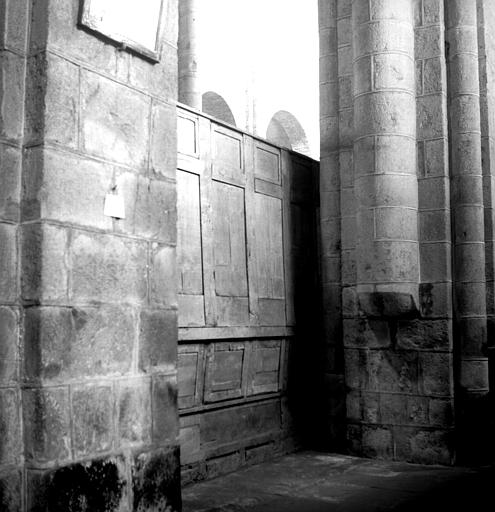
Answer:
[1,0,181,510]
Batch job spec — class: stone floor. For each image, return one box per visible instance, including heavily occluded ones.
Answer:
[182,451,495,511]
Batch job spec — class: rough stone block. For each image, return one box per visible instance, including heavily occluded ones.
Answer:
[415,25,442,59]
[397,319,452,351]
[71,231,147,304]
[366,350,419,394]
[361,392,379,423]
[0,51,25,142]
[0,469,22,512]
[26,456,128,512]
[116,378,151,448]
[23,387,70,464]
[0,144,21,222]
[423,57,445,94]
[417,94,446,138]
[373,52,415,91]
[408,429,453,464]
[21,223,68,303]
[150,244,177,308]
[343,318,391,348]
[117,175,177,242]
[429,398,454,427]
[23,147,114,228]
[344,349,365,389]
[72,384,113,458]
[419,282,452,318]
[380,393,407,425]
[2,0,29,52]
[0,222,17,302]
[354,20,414,57]
[132,447,181,512]
[0,306,18,384]
[361,426,393,459]
[419,352,453,396]
[24,305,136,382]
[81,70,150,169]
[150,101,177,180]
[44,53,79,148]
[152,374,179,445]
[0,388,21,465]
[419,210,449,241]
[139,309,177,373]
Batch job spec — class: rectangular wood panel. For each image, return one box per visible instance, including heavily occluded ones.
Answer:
[177,170,205,327]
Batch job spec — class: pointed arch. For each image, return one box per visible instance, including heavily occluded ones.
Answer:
[202,91,236,126]
[266,110,310,155]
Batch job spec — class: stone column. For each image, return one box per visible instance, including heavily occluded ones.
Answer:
[445,0,489,459]
[352,0,419,317]
[178,0,201,109]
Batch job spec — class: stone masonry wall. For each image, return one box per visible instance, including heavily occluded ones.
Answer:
[320,0,457,464]
[0,1,29,509]
[2,0,181,510]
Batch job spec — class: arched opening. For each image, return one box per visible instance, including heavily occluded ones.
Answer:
[266,110,310,155]
[202,91,237,126]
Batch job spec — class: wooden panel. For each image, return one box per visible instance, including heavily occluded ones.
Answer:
[178,344,205,409]
[212,127,244,184]
[178,113,198,157]
[177,170,205,327]
[211,180,250,326]
[247,340,282,395]
[204,343,247,402]
[255,142,280,184]
[253,193,285,325]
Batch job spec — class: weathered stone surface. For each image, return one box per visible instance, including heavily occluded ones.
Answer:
[23,387,70,464]
[150,244,177,308]
[0,307,18,384]
[0,222,16,302]
[397,320,452,351]
[81,70,151,169]
[206,452,242,480]
[366,350,419,394]
[150,101,177,179]
[116,378,151,447]
[0,469,22,512]
[72,384,113,458]
[343,318,390,348]
[0,389,21,465]
[419,352,453,396]
[361,426,393,459]
[0,144,21,222]
[71,231,147,304]
[21,223,68,303]
[152,374,179,445]
[116,174,177,241]
[24,306,137,382]
[26,457,127,512]
[22,148,114,229]
[139,309,177,373]
[132,447,181,512]
[0,51,25,142]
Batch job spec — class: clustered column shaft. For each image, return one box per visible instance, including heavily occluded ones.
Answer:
[445,0,489,433]
[352,0,419,316]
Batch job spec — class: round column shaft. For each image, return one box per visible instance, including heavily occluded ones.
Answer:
[352,0,419,317]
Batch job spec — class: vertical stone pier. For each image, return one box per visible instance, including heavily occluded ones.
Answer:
[445,0,489,461]
[178,0,201,109]
[353,0,419,316]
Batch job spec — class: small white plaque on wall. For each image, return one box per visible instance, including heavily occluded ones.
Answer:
[79,0,164,61]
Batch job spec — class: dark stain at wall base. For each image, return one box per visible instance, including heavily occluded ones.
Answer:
[133,446,181,512]
[28,457,126,512]
[0,470,22,512]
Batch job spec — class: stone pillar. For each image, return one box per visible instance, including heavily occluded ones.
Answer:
[178,0,201,109]
[352,0,419,317]
[319,0,345,448]
[445,0,489,460]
